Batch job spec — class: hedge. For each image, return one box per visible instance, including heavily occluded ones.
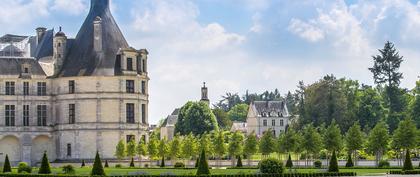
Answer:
[389,170,420,175]
[0,172,357,177]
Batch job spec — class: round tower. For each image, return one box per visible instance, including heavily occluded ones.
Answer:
[53,27,67,76]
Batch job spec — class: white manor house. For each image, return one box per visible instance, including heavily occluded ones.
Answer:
[0,0,149,165]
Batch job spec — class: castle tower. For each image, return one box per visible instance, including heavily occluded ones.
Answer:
[200,82,210,105]
[53,27,67,75]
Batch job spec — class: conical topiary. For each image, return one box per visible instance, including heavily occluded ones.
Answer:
[236,155,243,167]
[160,156,165,167]
[91,151,106,176]
[104,160,109,168]
[328,151,339,172]
[196,149,210,176]
[345,153,354,167]
[286,154,293,168]
[38,151,51,174]
[195,156,199,168]
[403,149,414,171]
[130,157,135,167]
[2,154,12,173]
[81,160,86,167]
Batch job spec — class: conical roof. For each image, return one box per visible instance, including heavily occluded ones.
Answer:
[59,0,129,77]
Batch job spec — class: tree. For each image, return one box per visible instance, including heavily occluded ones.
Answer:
[175,101,219,136]
[104,160,109,168]
[228,131,244,166]
[169,134,182,163]
[323,120,342,153]
[227,104,249,122]
[392,118,417,165]
[147,134,159,160]
[158,138,169,164]
[345,121,364,165]
[358,86,384,130]
[91,151,105,176]
[281,129,299,154]
[302,124,323,166]
[259,130,276,158]
[196,149,210,176]
[214,131,227,167]
[2,154,11,173]
[411,81,420,128]
[403,149,413,171]
[181,133,198,166]
[126,139,137,159]
[130,157,135,167]
[328,151,339,172]
[345,153,354,167]
[366,121,390,166]
[244,131,258,166]
[236,155,243,167]
[38,151,51,174]
[115,139,126,160]
[81,160,86,167]
[199,132,214,157]
[369,41,403,88]
[212,108,232,130]
[136,138,147,167]
[285,154,293,168]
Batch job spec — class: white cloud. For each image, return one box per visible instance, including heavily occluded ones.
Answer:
[288,18,325,42]
[0,0,49,29]
[250,13,263,33]
[51,0,87,15]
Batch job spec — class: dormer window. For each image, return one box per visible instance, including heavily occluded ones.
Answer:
[127,58,133,71]
[24,67,29,73]
[21,63,31,75]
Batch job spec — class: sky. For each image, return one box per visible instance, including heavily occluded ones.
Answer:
[1,0,420,124]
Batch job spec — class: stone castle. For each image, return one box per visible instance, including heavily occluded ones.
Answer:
[0,0,149,165]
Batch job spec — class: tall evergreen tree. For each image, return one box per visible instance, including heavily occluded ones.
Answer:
[328,151,339,172]
[345,153,354,167]
[38,151,51,174]
[91,151,105,176]
[403,149,413,171]
[2,154,11,173]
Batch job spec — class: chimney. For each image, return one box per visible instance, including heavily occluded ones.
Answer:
[36,27,47,44]
[93,16,102,52]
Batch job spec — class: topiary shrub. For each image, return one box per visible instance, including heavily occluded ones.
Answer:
[378,160,390,168]
[104,160,109,168]
[286,154,293,168]
[195,157,199,168]
[160,156,165,167]
[130,157,135,167]
[174,162,185,168]
[196,149,210,176]
[258,158,284,174]
[91,151,105,176]
[328,151,339,172]
[236,155,243,167]
[314,160,322,168]
[3,154,12,173]
[62,165,75,174]
[81,160,86,167]
[345,153,354,167]
[38,151,51,174]
[17,162,32,173]
[403,149,414,171]
[115,164,122,168]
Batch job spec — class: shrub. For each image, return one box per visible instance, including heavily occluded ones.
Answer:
[378,160,390,168]
[195,157,199,168]
[345,153,354,167]
[286,154,293,168]
[328,151,339,172]
[130,157,135,167]
[236,155,243,167]
[403,149,414,171]
[62,165,75,174]
[196,149,210,176]
[3,154,12,173]
[38,151,51,174]
[81,160,85,167]
[17,162,32,173]
[115,164,122,168]
[174,162,185,168]
[258,158,284,174]
[314,160,322,168]
[104,160,109,168]
[91,151,105,176]
[144,164,149,168]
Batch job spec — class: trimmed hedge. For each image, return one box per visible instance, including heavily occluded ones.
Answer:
[0,172,357,177]
[390,170,420,174]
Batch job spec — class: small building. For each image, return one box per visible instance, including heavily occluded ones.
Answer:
[246,101,290,137]
[230,121,247,134]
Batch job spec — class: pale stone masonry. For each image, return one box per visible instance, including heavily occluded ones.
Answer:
[0,0,149,165]
[246,101,290,137]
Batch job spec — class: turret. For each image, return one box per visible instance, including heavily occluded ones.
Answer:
[200,82,210,105]
[53,27,67,76]
[36,27,47,44]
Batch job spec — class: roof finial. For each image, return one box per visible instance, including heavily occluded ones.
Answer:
[59,26,62,32]
[203,82,206,88]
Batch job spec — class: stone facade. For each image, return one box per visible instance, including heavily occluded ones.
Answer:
[246,101,290,137]
[0,0,149,165]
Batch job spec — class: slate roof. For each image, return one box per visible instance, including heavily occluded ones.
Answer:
[252,101,289,117]
[34,29,54,59]
[0,58,46,76]
[0,34,28,43]
[0,45,24,57]
[58,0,129,77]
[161,108,180,127]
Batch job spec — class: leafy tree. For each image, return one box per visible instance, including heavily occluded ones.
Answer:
[38,151,51,174]
[259,130,276,158]
[175,101,219,136]
[403,149,413,171]
[358,86,384,130]
[196,149,210,175]
[158,138,169,164]
[302,124,323,165]
[212,108,232,130]
[411,81,420,128]
[282,129,299,154]
[328,151,339,172]
[136,138,147,167]
[91,151,105,176]
[169,134,182,162]
[147,134,159,160]
[323,120,342,153]
[227,104,249,122]
[2,154,11,173]
[243,132,258,166]
[345,121,364,165]
[213,131,227,167]
[393,118,417,150]
[181,133,198,166]
[345,153,354,167]
[285,154,293,168]
[228,131,244,166]
[367,121,390,166]
[199,132,214,156]
[115,139,126,160]
[126,139,137,158]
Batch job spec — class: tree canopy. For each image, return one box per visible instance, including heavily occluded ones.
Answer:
[175,101,219,135]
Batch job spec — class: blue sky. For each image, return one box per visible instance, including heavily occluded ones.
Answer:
[1,0,420,124]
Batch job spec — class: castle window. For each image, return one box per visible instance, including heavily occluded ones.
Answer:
[67,143,71,157]
[5,105,15,126]
[69,80,75,94]
[141,81,146,94]
[272,119,275,126]
[126,80,135,93]
[141,104,146,124]
[272,130,276,136]
[24,67,29,73]
[37,82,47,96]
[23,105,29,126]
[58,43,61,47]
[280,119,284,126]
[23,82,29,95]
[142,59,146,72]
[126,135,135,143]
[58,54,61,58]
[127,58,133,71]
[5,82,15,95]
[126,103,135,123]
[37,105,47,126]
[69,104,75,124]
[263,119,267,126]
